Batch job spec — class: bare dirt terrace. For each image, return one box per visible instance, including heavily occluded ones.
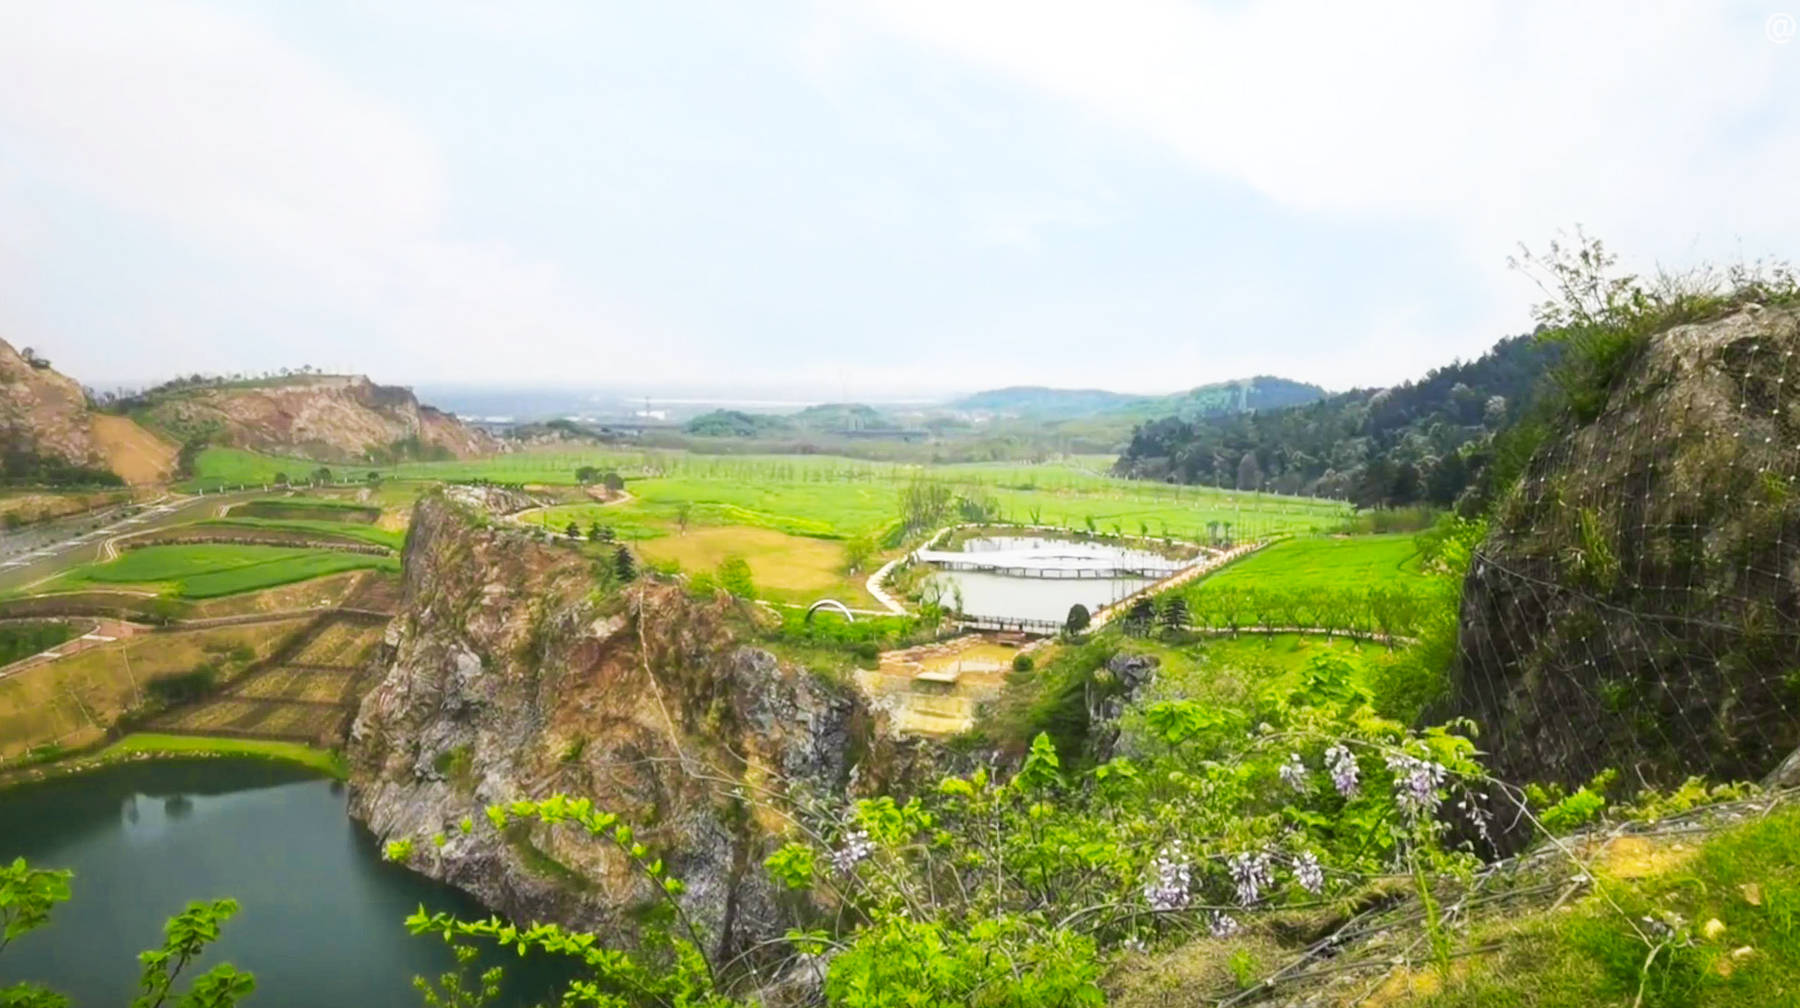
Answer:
[152,612,389,746]
[855,634,1025,736]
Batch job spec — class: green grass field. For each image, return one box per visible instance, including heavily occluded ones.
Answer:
[197,517,403,550]
[230,497,382,521]
[1111,633,1378,712]
[182,448,386,489]
[1196,533,1427,594]
[187,447,1350,540]
[50,544,399,599]
[96,733,347,777]
[180,445,1359,611]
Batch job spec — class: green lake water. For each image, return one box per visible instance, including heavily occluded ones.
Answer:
[0,759,561,1006]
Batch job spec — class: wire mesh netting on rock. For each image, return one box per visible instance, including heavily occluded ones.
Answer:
[1452,305,1800,791]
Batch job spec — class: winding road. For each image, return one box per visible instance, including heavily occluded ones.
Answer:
[0,490,266,596]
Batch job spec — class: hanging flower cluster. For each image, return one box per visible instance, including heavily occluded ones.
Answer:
[1457,789,1495,848]
[1325,744,1360,797]
[1143,842,1193,912]
[830,829,876,874]
[1292,851,1325,894]
[1385,753,1449,821]
[1228,851,1274,906]
[1278,752,1309,793]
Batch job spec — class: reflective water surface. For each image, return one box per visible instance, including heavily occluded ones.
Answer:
[0,760,560,1007]
[926,536,1172,622]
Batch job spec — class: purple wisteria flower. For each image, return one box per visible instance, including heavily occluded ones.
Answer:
[1228,851,1273,906]
[1325,744,1360,797]
[1208,911,1241,938]
[829,828,876,874]
[1457,790,1494,848]
[1385,753,1448,821]
[1292,851,1325,894]
[1143,842,1192,912]
[1278,753,1309,793]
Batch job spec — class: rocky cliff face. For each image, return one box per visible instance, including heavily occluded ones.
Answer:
[1453,305,1800,788]
[346,491,868,961]
[139,375,498,462]
[0,338,105,469]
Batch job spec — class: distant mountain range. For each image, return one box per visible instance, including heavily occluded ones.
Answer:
[950,377,1329,421]
[684,402,897,437]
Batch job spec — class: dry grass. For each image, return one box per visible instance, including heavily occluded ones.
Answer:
[230,666,359,704]
[289,618,384,666]
[90,414,177,484]
[155,697,344,740]
[0,618,308,758]
[635,524,875,605]
[181,570,363,618]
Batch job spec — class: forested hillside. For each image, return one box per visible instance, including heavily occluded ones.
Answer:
[955,375,1325,421]
[1114,334,1559,507]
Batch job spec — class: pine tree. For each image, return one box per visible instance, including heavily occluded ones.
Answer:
[1123,597,1156,637]
[614,545,636,582]
[1159,596,1192,635]
[566,521,581,540]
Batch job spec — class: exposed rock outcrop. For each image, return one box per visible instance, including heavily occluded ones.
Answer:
[137,375,498,463]
[0,338,106,470]
[1453,305,1800,788]
[1088,652,1158,763]
[346,493,868,962]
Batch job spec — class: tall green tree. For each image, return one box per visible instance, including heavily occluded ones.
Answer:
[1063,603,1091,635]
[1122,597,1156,637]
[1158,596,1191,635]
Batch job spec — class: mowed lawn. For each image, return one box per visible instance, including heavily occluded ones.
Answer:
[634,526,877,606]
[52,545,399,599]
[1197,533,1428,595]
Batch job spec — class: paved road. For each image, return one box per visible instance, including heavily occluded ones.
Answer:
[0,490,266,596]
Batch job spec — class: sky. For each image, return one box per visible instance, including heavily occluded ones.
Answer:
[3,1,1799,400]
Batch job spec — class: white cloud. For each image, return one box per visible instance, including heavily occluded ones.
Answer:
[850,0,1800,272]
[0,0,659,383]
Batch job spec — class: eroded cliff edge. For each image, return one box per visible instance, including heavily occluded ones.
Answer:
[346,487,870,960]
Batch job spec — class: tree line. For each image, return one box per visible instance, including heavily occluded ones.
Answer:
[1114,332,1560,509]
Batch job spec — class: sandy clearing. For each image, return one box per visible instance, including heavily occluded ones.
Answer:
[90,414,177,485]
